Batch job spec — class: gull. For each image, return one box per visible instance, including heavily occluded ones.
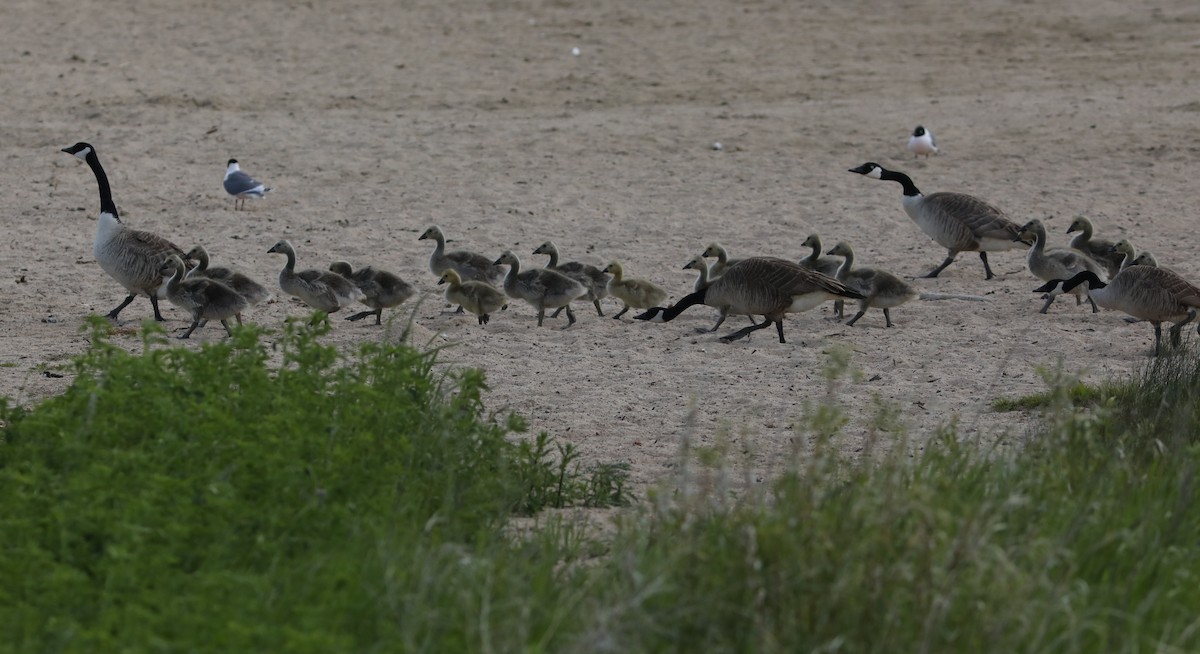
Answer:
[223,158,271,210]
[907,125,938,158]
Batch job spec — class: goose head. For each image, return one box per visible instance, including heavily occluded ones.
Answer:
[1065,216,1091,235]
[266,239,294,255]
[601,261,623,277]
[184,245,208,261]
[800,234,822,249]
[1131,252,1158,267]
[1033,271,1105,296]
[437,269,462,286]
[701,243,725,259]
[825,241,854,258]
[682,255,708,271]
[633,307,667,322]
[329,261,354,276]
[1015,219,1046,243]
[418,226,443,241]
[158,254,186,278]
[1110,239,1136,258]
[493,250,520,267]
[61,142,95,161]
[848,162,884,178]
[531,241,556,256]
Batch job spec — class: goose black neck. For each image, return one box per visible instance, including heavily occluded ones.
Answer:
[85,149,120,221]
[660,288,708,322]
[1063,270,1105,293]
[881,169,922,197]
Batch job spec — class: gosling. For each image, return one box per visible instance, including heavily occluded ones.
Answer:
[328,261,415,325]
[603,261,668,320]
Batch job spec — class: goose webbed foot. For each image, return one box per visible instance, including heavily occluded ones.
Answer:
[562,306,577,329]
[979,252,997,280]
[613,305,630,319]
[344,310,377,323]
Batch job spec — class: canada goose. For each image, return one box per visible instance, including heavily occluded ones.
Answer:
[635,257,866,343]
[1016,219,1107,313]
[266,239,363,313]
[825,242,919,327]
[907,125,938,158]
[328,261,415,325]
[848,162,1028,279]
[184,245,269,324]
[798,234,843,278]
[418,226,504,285]
[603,261,669,320]
[494,250,588,327]
[223,159,271,210]
[1066,216,1123,277]
[61,142,187,322]
[159,255,247,339]
[701,243,742,279]
[438,269,508,325]
[1034,268,1200,356]
[532,241,610,316]
[1130,251,1173,272]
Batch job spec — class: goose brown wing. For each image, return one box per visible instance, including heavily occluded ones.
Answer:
[129,228,186,258]
[925,192,1022,243]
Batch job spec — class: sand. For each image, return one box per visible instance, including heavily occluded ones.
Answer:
[3,0,1198,492]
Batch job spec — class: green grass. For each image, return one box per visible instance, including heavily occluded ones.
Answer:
[4,320,1200,652]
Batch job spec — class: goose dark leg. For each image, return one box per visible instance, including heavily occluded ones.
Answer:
[613,304,630,319]
[537,308,546,327]
[1170,310,1196,349]
[1153,323,1163,357]
[374,309,383,325]
[550,307,564,318]
[106,294,138,321]
[774,320,786,343]
[345,310,375,322]
[698,309,729,334]
[718,318,775,344]
[149,295,168,321]
[884,308,895,328]
[978,252,997,280]
[478,314,488,325]
[846,309,868,327]
[1039,294,1055,314]
[563,306,577,329]
[1087,295,1099,313]
[178,319,201,339]
[923,251,958,279]
[221,319,234,337]
[455,305,465,314]
[593,299,604,317]
[833,299,844,320]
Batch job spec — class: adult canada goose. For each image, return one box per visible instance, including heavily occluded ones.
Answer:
[635,257,866,343]
[531,241,610,316]
[1066,216,1123,277]
[603,261,669,320]
[825,242,919,327]
[184,245,269,324]
[1016,219,1107,313]
[1033,268,1200,356]
[848,162,1028,279]
[798,234,843,278]
[159,255,247,339]
[418,226,504,285]
[701,243,741,279]
[266,239,363,313]
[223,159,271,210]
[328,261,415,325]
[438,269,508,325]
[494,250,588,328]
[907,125,938,158]
[61,142,187,322]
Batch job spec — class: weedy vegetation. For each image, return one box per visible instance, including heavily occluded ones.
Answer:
[3,320,1200,652]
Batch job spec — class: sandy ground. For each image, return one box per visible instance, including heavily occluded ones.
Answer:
[3,0,1199,492]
